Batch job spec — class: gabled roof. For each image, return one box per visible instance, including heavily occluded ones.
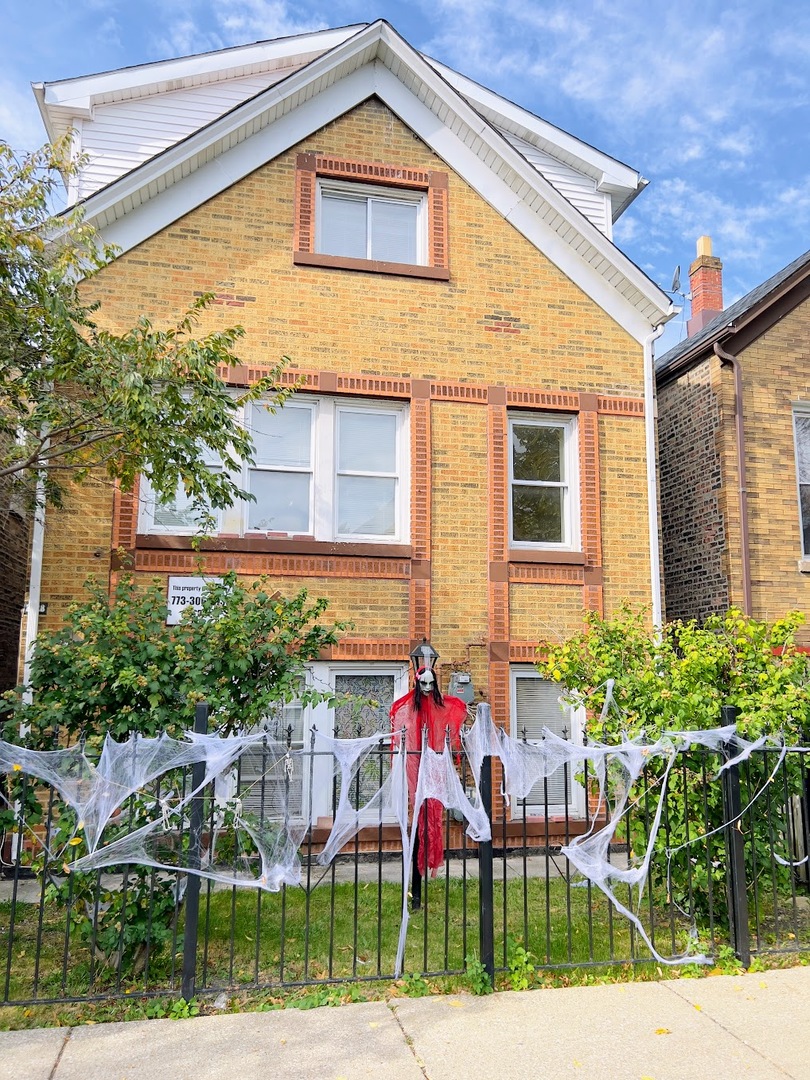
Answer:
[424,58,646,223]
[32,24,365,140]
[41,20,674,341]
[656,247,810,382]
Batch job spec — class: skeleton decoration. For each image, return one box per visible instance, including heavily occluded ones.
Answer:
[390,669,468,881]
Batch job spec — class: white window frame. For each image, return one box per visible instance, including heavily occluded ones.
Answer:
[138,464,224,536]
[315,178,428,265]
[305,662,410,825]
[508,413,579,550]
[792,406,810,558]
[510,667,585,817]
[139,396,409,544]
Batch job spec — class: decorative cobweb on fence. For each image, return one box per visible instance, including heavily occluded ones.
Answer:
[0,694,802,977]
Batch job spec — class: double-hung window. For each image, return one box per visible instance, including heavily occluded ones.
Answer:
[793,408,810,556]
[511,668,583,816]
[246,397,408,542]
[141,396,408,543]
[509,415,578,548]
[141,449,223,535]
[293,154,450,280]
[317,180,425,265]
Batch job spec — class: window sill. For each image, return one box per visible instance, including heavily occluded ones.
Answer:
[136,534,413,559]
[798,558,810,573]
[294,250,450,280]
[508,549,585,565]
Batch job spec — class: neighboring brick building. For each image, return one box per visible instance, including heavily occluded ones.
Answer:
[657,238,810,637]
[28,21,674,828]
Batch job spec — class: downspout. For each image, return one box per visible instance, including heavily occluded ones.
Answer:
[22,488,46,704]
[644,323,666,628]
[713,341,752,616]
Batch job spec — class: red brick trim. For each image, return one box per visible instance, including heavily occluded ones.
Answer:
[489,561,509,582]
[431,383,490,404]
[583,584,603,613]
[509,564,584,585]
[489,642,510,662]
[578,407,603,573]
[331,639,411,661]
[130,550,411,579]
[409,395,432,641]
[213,363,644,420]
[508,549,585,565]
[294,153,450,276]
[597,396,645,416]
[507,389,580,411]
[509,642,541,662]
[136,535,412,559]
[113,482,138,550]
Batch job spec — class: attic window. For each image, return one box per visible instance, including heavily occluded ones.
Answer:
[293,154,449,280]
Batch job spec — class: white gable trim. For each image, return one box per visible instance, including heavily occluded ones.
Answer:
[427,58,638,190]
[33,26,364,116]
[71,22,672,341]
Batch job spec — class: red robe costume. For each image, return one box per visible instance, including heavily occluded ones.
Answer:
[390,684,467,876]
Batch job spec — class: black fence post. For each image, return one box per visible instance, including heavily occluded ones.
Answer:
[720,704,750,967]
[181,702,209,1001]
[478,754,495,984]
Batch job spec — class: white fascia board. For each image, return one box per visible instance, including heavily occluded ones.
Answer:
[373,68,669,341]
[88,67,378,252]
[84,31,672,340]
[37,25,366,113]
[426,58,641,193]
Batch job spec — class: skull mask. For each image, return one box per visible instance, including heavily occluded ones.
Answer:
[417,667,435,694]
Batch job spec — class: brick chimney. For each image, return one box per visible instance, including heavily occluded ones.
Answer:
[687,235,723,336]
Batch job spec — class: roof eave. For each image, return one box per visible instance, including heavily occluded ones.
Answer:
[68,20,674,332]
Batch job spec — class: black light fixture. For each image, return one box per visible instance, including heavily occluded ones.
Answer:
[410,637,439,677]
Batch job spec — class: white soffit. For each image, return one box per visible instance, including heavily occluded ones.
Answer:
[69,20,673,339]
[426,57,645,222]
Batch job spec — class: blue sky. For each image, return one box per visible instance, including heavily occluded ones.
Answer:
[2,0,809,353]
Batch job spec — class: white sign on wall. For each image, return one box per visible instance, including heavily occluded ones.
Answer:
[166,576,223,624]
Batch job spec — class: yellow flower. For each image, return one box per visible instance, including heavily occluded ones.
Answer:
[12,763,21,772]
[68,837,83,847]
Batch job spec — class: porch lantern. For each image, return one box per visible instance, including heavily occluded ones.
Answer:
[410,637,439,677]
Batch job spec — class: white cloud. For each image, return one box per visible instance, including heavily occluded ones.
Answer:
[0,79,48,151]
[152,0,327,58]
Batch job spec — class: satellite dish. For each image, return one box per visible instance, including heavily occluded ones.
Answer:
[670,265,681,293]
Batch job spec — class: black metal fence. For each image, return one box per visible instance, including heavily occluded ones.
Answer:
[1,728,808,1007]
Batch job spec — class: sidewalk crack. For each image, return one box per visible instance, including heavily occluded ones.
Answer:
[48,1026,73,1080]
[388,1001,430,1080]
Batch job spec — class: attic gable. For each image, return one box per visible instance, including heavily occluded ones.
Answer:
[36,22,643,242]
[40,20,673,342]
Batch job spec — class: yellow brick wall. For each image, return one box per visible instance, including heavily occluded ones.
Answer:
[510,584,588,641]
[37,476,115,636]
[599,417,652,614]
[35,97,653,691]
[734,305,810,639]
[83,99,641,395]
[431,402,489,650]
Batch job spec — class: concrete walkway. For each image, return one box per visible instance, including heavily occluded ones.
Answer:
[2,966,808,1080]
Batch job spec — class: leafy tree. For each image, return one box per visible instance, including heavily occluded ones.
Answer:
[538,607,810,926]
[0,573,348,975]
[539,606,810,742]
[0,137,289,512]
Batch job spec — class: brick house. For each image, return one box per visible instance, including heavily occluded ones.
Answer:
[27,21,674,834]
[657,237,810,637]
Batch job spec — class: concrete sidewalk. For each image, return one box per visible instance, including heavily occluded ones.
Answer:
[2,966,808,1080]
